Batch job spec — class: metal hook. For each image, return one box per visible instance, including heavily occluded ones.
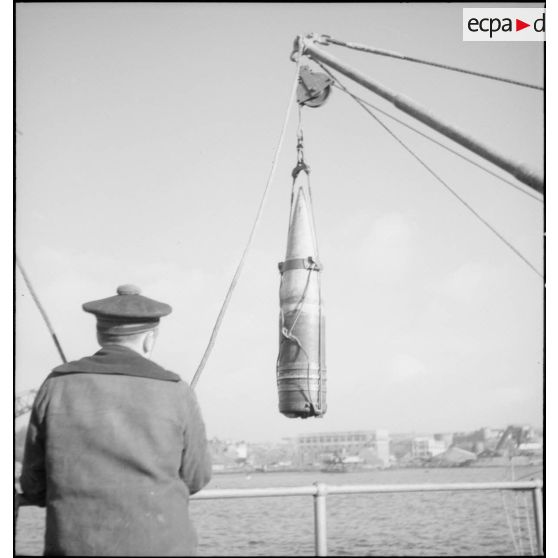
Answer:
[296,130,304,164]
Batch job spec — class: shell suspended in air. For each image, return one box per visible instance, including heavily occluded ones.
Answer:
[276,159,326,419]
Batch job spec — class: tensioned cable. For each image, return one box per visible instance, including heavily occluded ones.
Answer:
[190,41,305,389]
[500,465,522,555]
[521,491,536,556]
[508,459,529,556]
[500,491,521,555]
[329,83,542,204]
[316,61,543,279]
[514,490,526,555]
[514,468,542,481]
[324,36,543,91]
[16,256,68,363]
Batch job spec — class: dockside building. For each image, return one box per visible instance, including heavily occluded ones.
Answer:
[297,430,390,466]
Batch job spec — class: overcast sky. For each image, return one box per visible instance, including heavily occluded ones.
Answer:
[15,3,544,442]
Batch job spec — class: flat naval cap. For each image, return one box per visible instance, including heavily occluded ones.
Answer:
[83,284,172,335]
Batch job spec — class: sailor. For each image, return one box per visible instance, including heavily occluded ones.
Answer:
[20,284,212,556]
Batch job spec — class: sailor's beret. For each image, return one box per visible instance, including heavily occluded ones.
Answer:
[83,285,172,333]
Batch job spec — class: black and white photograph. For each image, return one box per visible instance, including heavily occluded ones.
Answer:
[13,2,547,556]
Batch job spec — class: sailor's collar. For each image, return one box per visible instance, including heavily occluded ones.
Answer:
[49,344,181,382]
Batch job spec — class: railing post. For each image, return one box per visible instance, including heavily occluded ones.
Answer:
[313,483,328,556]
[531,485,544,555]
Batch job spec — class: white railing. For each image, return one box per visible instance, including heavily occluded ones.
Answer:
[192,480,544,556]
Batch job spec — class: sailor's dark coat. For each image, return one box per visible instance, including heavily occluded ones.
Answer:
[21,345,212,556]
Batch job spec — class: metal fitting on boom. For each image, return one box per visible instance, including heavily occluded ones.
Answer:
[297,66,333,108]
[292,132,310,178]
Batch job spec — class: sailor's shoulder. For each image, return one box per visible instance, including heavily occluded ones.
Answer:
[49,354,95,375]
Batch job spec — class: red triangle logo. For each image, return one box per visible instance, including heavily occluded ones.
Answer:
[516,19,530,31]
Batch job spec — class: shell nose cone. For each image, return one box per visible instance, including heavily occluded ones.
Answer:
[285,174,318,260]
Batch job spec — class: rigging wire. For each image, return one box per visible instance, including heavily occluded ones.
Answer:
[514,468,543,481]
[323,35,543,91]
[314,61,543,279]
[329,83,542,204]
[508,461,541,554]
[16,256,68,363]
[521,491,536,556]
[190,40,305,389]
[500,465,522,555]
[514,491,526,555]
[508,457,535,556]
[509,457,526,557]
[500,491,522,555]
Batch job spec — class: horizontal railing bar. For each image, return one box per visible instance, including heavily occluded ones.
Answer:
[191,480,542,500]
[321,481,541,495]
[192,486,317,499]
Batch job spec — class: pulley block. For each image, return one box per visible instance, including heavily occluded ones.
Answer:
[297,66,333,108]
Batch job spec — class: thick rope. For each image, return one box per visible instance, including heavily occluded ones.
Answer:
[16,256,67,363]
[329,84,542,204]
[190,41,304,389]
[324,36,543,91]
[317,62,543,279]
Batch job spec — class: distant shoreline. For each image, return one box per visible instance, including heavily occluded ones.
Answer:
[212,460,542,475]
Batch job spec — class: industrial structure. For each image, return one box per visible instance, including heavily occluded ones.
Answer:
[297,430,390,467]
[411,437,447,459]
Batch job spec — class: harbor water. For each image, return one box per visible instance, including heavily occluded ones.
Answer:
[16,466,542,556]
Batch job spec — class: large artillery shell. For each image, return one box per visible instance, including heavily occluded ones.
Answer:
[277,166,326,418]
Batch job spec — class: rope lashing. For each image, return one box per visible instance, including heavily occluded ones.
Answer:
[190,38,306,389]
[276,108,326,417]
[277,263,322,417]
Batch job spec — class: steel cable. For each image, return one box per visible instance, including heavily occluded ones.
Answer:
[329,83,542,203]
[514,491,525,555]
[16,256,67,363]
[521,491,536,556]
[315,62,543,279]
[324,36,543,91]
[501,491,522,555]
